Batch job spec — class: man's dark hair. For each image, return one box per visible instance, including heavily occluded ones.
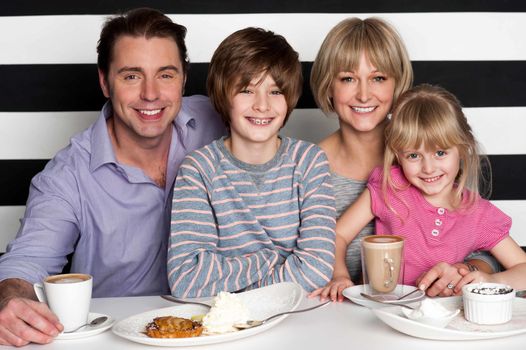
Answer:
[97,8,188,78]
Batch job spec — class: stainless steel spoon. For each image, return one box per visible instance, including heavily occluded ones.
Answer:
[63,316,108,333]
[360,292,415,310]
[396,288,422,300]
[233,300,331,330]
[161,295,211,308]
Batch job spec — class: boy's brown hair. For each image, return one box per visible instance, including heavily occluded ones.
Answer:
[207,27,303,128]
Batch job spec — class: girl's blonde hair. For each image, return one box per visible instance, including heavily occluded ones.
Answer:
[310,17,413,113]
[383,84,490,210]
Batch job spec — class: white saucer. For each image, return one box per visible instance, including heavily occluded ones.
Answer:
[342,284,425,308]
[56,312,114,340]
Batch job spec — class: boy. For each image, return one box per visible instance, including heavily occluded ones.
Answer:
[168,27,336,297]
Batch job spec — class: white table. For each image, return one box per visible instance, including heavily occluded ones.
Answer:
[23,295,525,350]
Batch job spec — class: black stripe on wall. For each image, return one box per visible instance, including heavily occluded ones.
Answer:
[2,61,526,112]
[489,155,526,201]
[2,0,526,16]
[0,155,524,206]
[0,160,48,206]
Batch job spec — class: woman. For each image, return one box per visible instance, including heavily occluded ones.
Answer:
[309,17,495,300]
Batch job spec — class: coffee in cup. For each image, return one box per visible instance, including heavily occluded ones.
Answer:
[46,273,91,284]
[361,235,404,294]
[34,273,92,332]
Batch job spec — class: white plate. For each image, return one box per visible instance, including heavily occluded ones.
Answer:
[56,312,114,340]
[112,282,304,346]
[342,285,425,308]
[373,297,526,340]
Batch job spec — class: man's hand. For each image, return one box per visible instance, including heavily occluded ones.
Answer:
[0,279,62,346]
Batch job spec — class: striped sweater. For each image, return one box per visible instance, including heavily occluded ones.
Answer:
[168,137,336,297]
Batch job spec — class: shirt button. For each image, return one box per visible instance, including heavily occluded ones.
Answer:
[431,229,440,236]
[435,219,442,226]
[437,208,445,215]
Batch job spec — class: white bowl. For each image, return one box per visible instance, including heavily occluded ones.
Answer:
[402,307,460,328]
[462,282,514,325]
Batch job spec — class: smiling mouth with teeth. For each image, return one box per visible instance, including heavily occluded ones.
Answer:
[422,175,442,183]
[248,117,272,125]
[140,109,162,116]
[352,106,376,113]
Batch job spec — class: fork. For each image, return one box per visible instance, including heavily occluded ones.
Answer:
[161,295,211,308]
[233,300,331,329]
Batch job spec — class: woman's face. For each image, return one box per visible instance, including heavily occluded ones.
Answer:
[330,52,395,133]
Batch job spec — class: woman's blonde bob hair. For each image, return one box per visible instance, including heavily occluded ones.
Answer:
[383,84,490,210]
[310,17,413,113]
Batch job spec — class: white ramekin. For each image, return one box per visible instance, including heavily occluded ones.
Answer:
[462,282,515,325]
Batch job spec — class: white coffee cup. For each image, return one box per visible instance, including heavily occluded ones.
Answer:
[33,273,92,332]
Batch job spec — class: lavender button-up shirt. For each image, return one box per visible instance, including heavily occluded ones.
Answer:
[0,95,225,297]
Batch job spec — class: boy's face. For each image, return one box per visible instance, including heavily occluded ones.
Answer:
[227,73,287,151]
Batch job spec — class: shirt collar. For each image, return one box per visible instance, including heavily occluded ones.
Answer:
[89,100,197,172]
[90,101,117,172]
[174,99,197,149]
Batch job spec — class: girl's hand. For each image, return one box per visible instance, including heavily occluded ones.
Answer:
[308,277,354,302]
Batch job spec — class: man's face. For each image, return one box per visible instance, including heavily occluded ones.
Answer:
[98,35,185,145]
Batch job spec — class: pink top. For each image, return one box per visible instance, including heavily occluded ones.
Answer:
[367,166,511,286]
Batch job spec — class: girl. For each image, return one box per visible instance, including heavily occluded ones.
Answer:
[167,27,336,297]
[318,84,526,301]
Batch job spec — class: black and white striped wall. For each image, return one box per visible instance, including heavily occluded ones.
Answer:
[1,1,525,250]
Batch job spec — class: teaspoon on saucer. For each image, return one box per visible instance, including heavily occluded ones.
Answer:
[360,293,415,309]
[63,316,108,333]
[397,288,422,300]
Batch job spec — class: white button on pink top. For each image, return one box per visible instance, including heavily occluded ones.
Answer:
[435,219,442,226]
[431,229,440,236]
[437,207,445,215]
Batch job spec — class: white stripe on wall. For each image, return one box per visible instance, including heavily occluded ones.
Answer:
[284,107,526,155]
[3,200,524,251]
[0,112,98,159]
[2,107,525,159]
[1,13,526,64]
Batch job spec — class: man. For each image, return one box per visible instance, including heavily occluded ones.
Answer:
[0,8,225,346]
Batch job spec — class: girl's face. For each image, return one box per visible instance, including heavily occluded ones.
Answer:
[228,73,287,147]
[330,52,395,133]
[398,144,461,208]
